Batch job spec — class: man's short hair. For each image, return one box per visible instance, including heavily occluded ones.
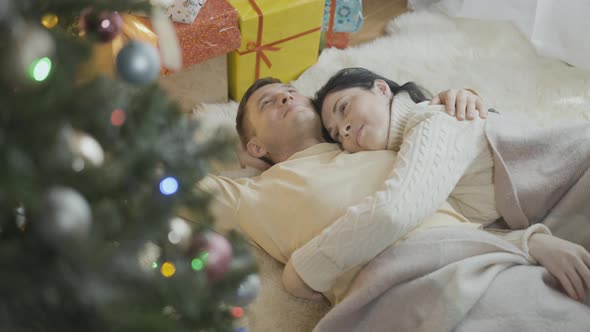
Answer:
[236,77,282,146]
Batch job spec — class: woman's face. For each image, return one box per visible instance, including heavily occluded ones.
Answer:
[320,80,392,153]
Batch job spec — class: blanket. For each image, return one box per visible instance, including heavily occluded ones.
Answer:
[487,114,590,239]
[314,227,590,332]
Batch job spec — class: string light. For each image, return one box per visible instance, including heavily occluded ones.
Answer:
[160,262,176,277]
[41,13,59,29]
[159,177,179,195]
[152,262,158,269]
[110,109,126,126]
[29,57,52,82]
[191,252,208,271]
[191,258,203,271]
[101,19,112,29]
[231,306,244,318]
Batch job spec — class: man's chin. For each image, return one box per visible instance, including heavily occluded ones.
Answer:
[287,109,316,122]
[289,106,314,115]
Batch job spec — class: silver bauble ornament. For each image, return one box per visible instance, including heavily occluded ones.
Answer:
[15,204,26,231]
[168,217,192,249]
[137,241,162,272]
[69,130,105,169]
[37,186,92,243]
[60,127,105,171]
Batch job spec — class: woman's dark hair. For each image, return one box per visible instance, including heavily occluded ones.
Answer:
[312,67,432,142]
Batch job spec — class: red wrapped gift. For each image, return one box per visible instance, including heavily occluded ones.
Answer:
[135,0,241,69]
[324,31,350,49]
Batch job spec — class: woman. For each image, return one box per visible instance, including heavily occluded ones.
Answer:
[287,67,590,303]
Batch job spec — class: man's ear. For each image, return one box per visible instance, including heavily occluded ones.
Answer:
[374,79,392,98]
[246,138,267,158]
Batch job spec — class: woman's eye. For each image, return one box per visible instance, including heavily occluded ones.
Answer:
[339,102,347,113]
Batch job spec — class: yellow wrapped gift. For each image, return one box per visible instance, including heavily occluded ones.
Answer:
[227,0,324,101]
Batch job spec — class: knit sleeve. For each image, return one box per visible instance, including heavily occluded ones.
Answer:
[485,224,552,264]
[291,111,487,292]
[197,175,241,235]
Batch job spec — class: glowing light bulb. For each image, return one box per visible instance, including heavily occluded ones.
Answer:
[159,177,179,195]
[110,109,126,126]
[100,19,111,29]
[191,258,204,271]
[41,13,59,29]
[231,307,244,318]
[161,262,176,277]
[30,57,52,82]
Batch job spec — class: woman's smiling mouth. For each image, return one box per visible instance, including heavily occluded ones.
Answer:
[356,124,364,146]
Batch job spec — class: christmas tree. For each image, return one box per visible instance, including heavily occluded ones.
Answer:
[0,1,258,331]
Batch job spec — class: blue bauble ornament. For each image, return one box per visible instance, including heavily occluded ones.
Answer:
[225,274,261,306]
[116,40,160,85]
[237,274,260,305]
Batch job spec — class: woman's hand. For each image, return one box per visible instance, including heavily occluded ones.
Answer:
[430,88,487,121]
[529,233,590,302]
[235,143,271,171]
[282,259,325,301]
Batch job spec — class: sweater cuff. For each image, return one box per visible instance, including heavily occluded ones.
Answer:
[291,237,342,292]
[520,224,552,264]
[486,223,552,264]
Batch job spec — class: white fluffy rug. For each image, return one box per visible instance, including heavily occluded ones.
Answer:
[192,10,590,331]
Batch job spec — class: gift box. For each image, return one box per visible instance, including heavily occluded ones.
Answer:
[156,0,239,109]
[320,0,363,50]
[165,0,207,24]
[136,0,241,69]
[227,0,324,101]
[322,0,363,33]
[321,31,351,50]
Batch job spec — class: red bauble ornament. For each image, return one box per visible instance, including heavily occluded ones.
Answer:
[79,10,123,43]
[191,231,233,281]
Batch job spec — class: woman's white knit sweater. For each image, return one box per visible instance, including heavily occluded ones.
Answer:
[291,92,550,292]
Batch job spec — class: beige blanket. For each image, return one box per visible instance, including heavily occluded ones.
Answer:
[314,227,590,332]
[486,113,590,241]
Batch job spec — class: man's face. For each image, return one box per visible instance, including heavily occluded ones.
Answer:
[245,83,320,159]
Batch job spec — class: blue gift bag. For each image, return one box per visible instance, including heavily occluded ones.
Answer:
[322,0,364,33]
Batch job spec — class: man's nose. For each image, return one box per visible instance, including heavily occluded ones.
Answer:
[279,91,294,105]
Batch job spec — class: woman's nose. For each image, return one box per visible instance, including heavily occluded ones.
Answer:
[340,124,352,137]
